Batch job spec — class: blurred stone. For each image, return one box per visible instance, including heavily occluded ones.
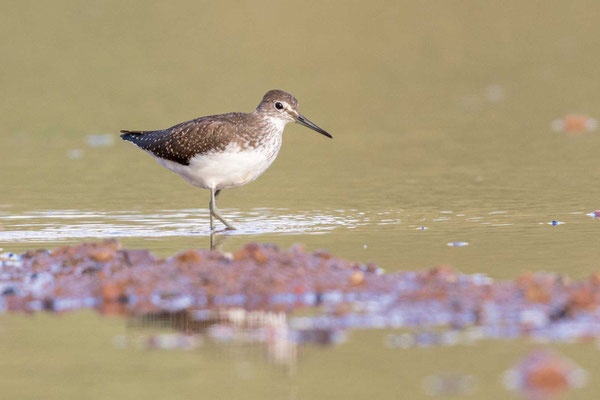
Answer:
[423,373,477,396]
[175,250,203,264]
[4,239,600,347]
[86,134,114,147]
[447,241,468,247]
[503,350,587,399]
[67,149,83,159]
[551,114,597,135]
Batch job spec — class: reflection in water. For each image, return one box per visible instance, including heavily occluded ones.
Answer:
[5,238,600,375]
[209,230,232,250]
[118,310,346,372]
[125,309,341,368]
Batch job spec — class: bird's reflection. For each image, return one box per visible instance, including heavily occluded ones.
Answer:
[126,309,300,369]
[209,230,232,250]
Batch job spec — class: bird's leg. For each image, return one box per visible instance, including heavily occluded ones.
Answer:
[210,188,236,230]
[209,189,215,231]
[209,231,215,249]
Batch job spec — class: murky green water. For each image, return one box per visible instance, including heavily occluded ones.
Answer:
[2,1,600,398]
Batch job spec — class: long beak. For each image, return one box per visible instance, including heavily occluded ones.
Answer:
[295,114,333,138]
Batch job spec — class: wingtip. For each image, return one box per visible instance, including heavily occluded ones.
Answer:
[120,130,133,140]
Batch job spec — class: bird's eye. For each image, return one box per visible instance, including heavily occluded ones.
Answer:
[275,102,284,110]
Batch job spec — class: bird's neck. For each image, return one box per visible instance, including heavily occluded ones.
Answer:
[250,111,289,136]
[265,116,289,135]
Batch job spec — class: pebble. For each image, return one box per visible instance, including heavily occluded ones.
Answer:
[447,241,469,247]
[423,374,476,396]
[86,134,114,147]
[551,114,598,134]
[3,240,600,349]
[67,149,83,159]
[503,350,587,398]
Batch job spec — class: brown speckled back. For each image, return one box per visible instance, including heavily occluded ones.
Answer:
[121,112,270,165]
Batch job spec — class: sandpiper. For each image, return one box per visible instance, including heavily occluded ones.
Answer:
[120,89,332,231]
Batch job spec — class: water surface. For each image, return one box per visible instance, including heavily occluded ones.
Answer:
[2,1,600,399]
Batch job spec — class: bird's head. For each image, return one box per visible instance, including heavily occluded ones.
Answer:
[256,89,332,138]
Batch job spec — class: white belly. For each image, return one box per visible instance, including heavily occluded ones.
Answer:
[153,142,281,190]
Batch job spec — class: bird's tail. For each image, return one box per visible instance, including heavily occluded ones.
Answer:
[120,130,146,142]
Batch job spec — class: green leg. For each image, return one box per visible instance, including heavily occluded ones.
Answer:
[209,190,215,231]
[210,188,236,230]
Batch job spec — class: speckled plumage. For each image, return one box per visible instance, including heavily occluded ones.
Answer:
[122,113,270,166]
[120,89,331,230]
[121,90,299,166]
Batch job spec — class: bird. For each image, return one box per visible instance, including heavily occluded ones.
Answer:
[120,89,332,231]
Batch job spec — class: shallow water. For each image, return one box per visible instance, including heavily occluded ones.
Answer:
[2,1,600,399]
[2,205,599,280]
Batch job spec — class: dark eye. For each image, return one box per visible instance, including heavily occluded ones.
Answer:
[275,102,284,110]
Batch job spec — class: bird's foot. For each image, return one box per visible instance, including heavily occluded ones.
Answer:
[211,210,236,230]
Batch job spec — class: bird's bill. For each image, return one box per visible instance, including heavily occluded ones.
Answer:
[295,114,332,138]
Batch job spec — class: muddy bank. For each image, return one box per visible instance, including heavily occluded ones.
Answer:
[2,240,600,344]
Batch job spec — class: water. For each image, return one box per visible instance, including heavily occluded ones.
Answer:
[2,1,600,399]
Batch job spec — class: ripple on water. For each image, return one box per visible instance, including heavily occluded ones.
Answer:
[0,208,377,242]
[0,207,597,244]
